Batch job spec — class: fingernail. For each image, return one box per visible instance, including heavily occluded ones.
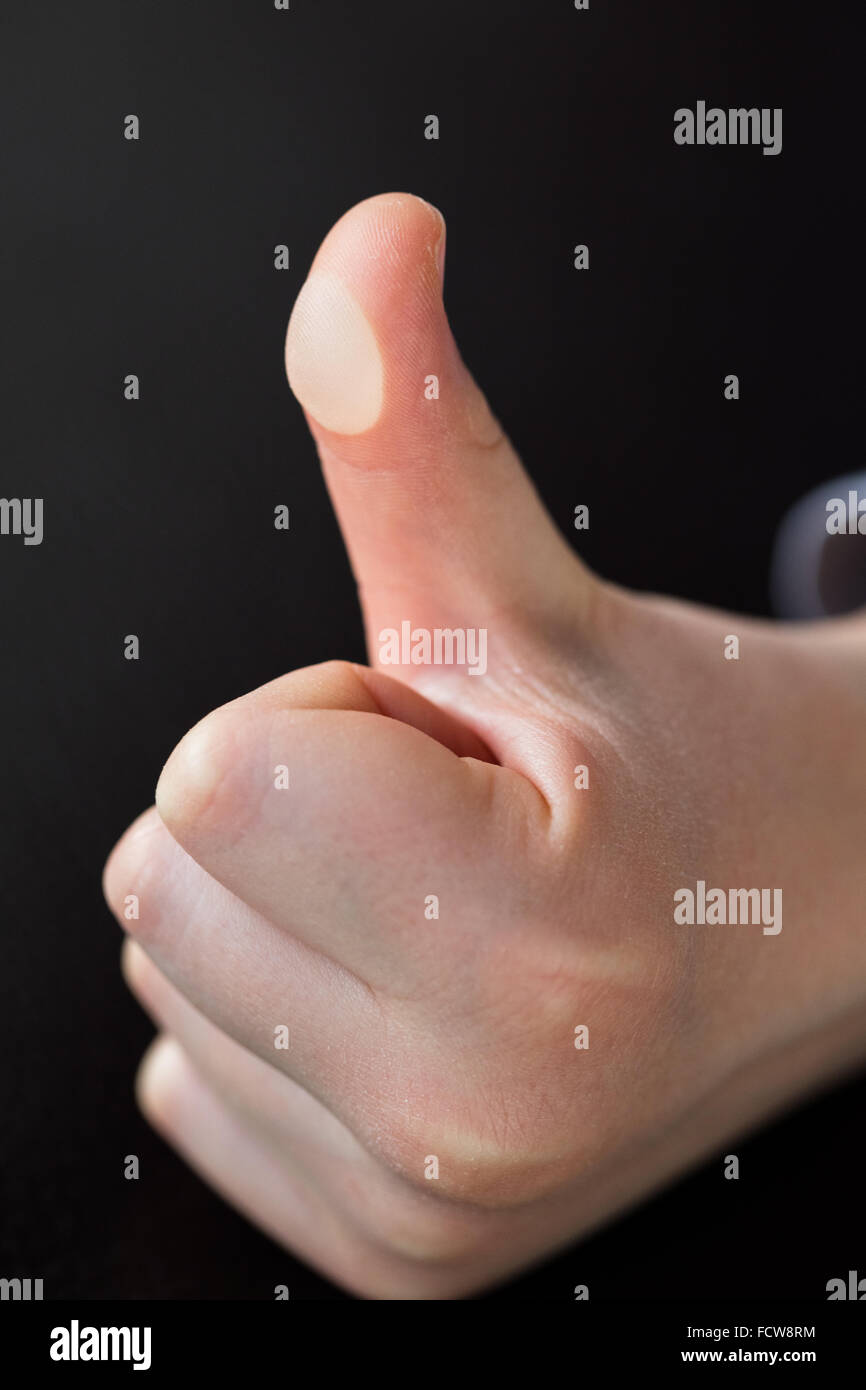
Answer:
[285,272,384,434]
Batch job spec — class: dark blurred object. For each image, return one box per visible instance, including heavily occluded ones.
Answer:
[771,473,866,618]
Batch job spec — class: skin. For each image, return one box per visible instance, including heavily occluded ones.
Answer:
[103,193,866,1300]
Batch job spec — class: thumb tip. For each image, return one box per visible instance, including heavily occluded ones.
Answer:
[284,193,446,436]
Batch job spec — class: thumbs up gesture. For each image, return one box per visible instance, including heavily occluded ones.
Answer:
[104,194,866,1299]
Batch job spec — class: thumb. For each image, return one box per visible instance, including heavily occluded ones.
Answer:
[284,193,595,673]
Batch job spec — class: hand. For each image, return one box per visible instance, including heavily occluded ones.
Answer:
[104,193,866,1299]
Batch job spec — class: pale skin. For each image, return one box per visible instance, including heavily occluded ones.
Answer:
[103,193,866,1299]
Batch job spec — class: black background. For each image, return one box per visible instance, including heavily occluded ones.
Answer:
[1,0,863,1299]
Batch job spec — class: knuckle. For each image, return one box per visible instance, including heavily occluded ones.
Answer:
[103,809,175,941]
